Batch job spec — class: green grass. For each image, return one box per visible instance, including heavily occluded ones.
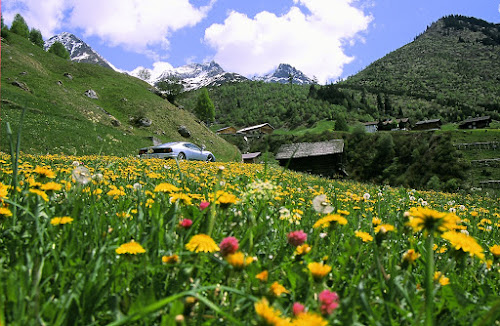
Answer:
[274,120,336,136]
[1,32,240,161]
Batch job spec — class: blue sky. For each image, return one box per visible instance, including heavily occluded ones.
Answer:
[3,0,500,83]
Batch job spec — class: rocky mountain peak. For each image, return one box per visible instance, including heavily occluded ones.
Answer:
[45,32,116,70]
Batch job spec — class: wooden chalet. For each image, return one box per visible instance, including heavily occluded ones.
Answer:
[242,152,262,163]
[413,119,442,131]
[458,116,491,129]
[216,126,237,135]
[275,140,345,178]
[237,123,274,136]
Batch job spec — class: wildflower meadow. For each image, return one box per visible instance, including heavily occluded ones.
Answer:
[0,153,499,325]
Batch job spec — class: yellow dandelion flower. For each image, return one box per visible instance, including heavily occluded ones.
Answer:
[154,183,180,193]
[256,270,269,282]
[442,231,485,260]
[225,251,252,269]
[107,187,126,199]
[374,224,395,234]
[33,166,56,179]
[40,182,62,192]
[270,281,289,297]
[216,191,238,205]
[490,245,500,258]
[255,298,289,325]
[308,262,332,280]
[313,214,347,229]
[372,217,382,226]
[116,240,146,255]
[406,207,460,234]
[162,254,179,264]
[291,312,328,326]
[169,193,193,205]
[402,249,420,264]
[50,216,74,225]
[185,234,220,253]
[434,271,450,286]
[0,206,13,217]
[355,230,373,242]
[295,244,312,255]
[29,189,49,202]
[0,182,9,200]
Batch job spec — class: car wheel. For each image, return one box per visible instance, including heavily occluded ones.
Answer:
[206,154,215,162]
[177,152,186,160]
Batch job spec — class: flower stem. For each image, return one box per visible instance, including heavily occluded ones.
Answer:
[425,233,435,326]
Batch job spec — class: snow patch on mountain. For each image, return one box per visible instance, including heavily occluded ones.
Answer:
[45,32,117,71]
[253,64,315,85]
[131,61,248,91]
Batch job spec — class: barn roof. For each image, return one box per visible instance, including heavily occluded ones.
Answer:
[276,140,344,160]
[216,126,236,132]
[242,152,261,160]
[460,116,491,124]
[415,119,441,125]
[237,123,274,133]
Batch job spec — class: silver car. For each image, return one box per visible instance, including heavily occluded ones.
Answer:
[138,142,216,162]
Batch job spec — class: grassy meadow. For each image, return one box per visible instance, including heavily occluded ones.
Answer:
[0,153,499,325]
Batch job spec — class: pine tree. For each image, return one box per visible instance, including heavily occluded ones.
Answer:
[195,88,215,125]
[10,14,29,38]
[29,28,44,48]
[48,41,70,59]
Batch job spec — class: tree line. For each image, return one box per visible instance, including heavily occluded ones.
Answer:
[2,13,70,59]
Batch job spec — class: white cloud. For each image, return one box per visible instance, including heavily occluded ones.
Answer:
[129,61,174,82]
[204,0,372,83]
[2,0,214,52]
[2,0,69,37]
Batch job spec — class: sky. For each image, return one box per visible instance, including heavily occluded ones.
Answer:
[3,0,500,83]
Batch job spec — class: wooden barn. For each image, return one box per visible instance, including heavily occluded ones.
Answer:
[216,126,237,135]
[459,116,491,129]
[275,140,345,178]
[242,152,262,163]
[413,119,442,130]
[237,123,274,136]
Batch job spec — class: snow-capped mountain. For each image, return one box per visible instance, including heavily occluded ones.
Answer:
[45,32,117,71]
[253,63,314,85]
[146,61,248,91]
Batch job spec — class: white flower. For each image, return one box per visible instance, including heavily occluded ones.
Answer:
[363,193,371,201]
[319,232,328,239]
[312,194,333,214]
[72,166,91,185]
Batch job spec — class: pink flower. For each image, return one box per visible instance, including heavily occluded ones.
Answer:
[319,290,339,315]
[292,302,305,316]
[219,236,239,256]
[287,230,307,247]
[179,219,193,229]
[199,201,210,211]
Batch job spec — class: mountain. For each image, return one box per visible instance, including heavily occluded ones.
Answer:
[142,61,248,91]
[253,64,315,85]
[1,31,240,160]
[339,15,500,121]
[45,32,117,70]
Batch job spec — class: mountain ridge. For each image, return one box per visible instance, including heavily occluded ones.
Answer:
[45,32,117,71]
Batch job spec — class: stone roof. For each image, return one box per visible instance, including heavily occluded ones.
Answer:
[242,152,261,160]
[237,123,274,133]
[460,116,491,124]
[415,119,441,125]
[276,140,344,160]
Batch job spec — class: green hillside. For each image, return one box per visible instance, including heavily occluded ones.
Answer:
[0,32,240,161]
[340,15,500,122]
